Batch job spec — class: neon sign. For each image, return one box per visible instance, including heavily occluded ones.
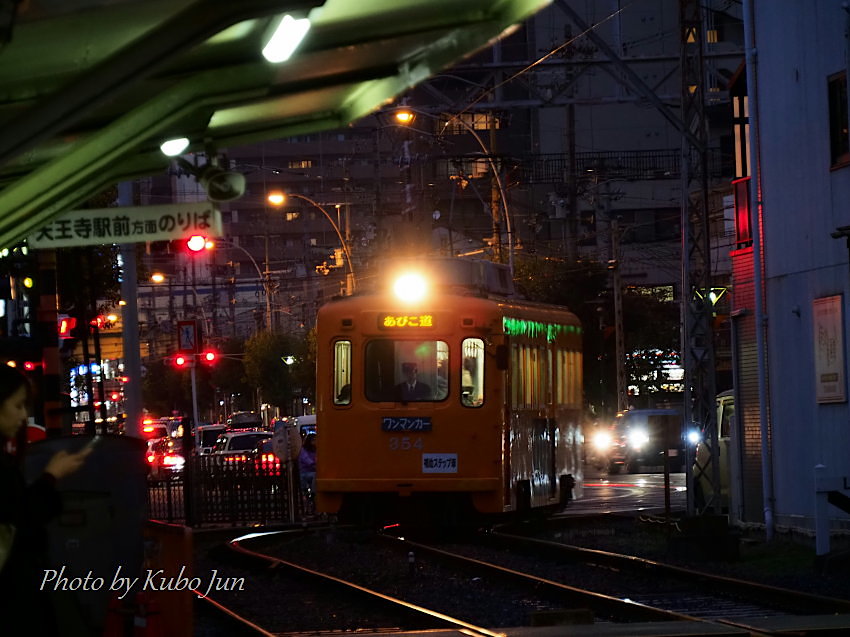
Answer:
[502,317,581,342]
[379,314,434,328]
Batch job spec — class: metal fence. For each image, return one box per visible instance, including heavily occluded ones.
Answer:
[146,454,297,526]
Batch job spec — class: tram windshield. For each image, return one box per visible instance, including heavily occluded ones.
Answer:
[365,339,449,402]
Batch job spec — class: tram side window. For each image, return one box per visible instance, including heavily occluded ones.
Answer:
[333,340,352,405]
[556,348,582,407]
[461,338,485,407]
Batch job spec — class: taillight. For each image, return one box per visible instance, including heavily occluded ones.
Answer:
[146,454,155,463]
[163,454,183,466]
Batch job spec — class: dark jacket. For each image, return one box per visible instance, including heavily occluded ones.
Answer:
[394,381,432,401]
[0,450,62,631]
[298,446,317,474]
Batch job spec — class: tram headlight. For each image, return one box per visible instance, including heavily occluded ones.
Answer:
[627,428,650,450]
[686,429,701,445]
[393,272,428,303]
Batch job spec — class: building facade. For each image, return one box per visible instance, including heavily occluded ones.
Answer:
[727,1,850,534]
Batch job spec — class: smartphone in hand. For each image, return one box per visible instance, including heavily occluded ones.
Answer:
[84,435,103,452]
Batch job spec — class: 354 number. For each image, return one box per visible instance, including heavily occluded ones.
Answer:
[388,436,423,451]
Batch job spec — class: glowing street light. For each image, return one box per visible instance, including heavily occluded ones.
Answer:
[267,190,285,206]
[266,191,355,293]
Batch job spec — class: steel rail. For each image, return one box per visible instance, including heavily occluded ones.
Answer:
[229,531,505,637]
[489,529,850,616]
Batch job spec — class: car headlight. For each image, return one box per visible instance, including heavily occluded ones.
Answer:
[592,430,613,451]
[627,428,650,449]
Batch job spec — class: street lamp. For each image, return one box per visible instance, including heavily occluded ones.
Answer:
[266,190,356,294]
[392,107,514,278]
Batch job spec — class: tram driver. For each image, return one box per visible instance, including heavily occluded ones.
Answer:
[394,362,432,401]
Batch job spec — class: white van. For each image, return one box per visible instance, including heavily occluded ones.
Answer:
[271,415,316,461]
[196,424,227,455]
[294,414,316,437]
[693,390,734,509]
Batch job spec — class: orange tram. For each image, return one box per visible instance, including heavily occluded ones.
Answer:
[315,259,583,525]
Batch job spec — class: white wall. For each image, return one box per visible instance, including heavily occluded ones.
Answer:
[756,0,850,529]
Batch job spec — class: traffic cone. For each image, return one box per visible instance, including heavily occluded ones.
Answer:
[103,593,127,637]
[133,592,164,637]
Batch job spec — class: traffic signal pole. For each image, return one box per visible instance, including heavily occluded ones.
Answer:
[119,182,144,437]
[36,248,63,435]
[189,360,200,432]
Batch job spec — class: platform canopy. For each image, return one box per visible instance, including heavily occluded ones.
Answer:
[0,0,550,248]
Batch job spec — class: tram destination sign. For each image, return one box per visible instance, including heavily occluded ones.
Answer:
[378,313,435,329]
[27,202,222,248]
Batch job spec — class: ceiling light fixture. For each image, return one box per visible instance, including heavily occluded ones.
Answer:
[262,15,311,63]
[160,137,190,157]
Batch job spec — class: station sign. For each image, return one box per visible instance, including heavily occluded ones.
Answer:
[27,202,222,248]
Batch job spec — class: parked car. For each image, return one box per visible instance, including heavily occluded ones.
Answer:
[226,411,264,429]
[196,423,227,455]
[253,438,282,476]
[210,430,273,465]
[141,418,168,440]
[146,437,185,480]
[294,414,316,437]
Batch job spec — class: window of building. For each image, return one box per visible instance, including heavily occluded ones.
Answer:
[828,72,849,167]
[732,177,752,248]
[732,94,749,178]
[440,158,490,179]
[288,160,313,169]
[440,112,500,134]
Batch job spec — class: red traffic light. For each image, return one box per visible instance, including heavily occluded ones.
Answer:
[23,361,37,371]
[201,350,217,364]
[110,392,121,401]
[186,235,213,253]
[173,354,189,368]
[58,316,77,337]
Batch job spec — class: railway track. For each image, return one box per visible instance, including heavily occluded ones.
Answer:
[193,523,850,636]
[389,530,850,631]
[487,524,850,617]
[195,526,503,636]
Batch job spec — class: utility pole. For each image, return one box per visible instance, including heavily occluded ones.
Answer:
[489,111,502,263]
[680,0,719,515]
[610,217,627,413]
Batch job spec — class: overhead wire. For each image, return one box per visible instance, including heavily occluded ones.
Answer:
[444,1,637,125]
